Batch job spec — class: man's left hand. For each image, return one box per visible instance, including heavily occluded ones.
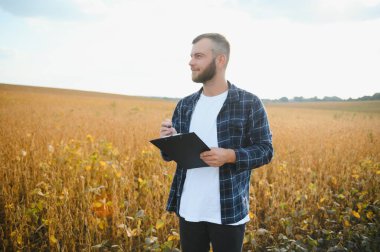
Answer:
[200,148,236,167]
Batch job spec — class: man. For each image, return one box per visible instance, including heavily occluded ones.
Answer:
[159,33,273,252]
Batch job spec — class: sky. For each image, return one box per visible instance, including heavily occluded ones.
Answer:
[0,0,379,100]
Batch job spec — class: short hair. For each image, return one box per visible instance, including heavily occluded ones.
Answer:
[192,33,230,65]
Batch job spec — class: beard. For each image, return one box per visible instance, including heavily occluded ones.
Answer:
[192,58,216,83]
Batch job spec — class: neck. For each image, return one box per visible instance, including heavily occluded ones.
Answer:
[202,76,228,96]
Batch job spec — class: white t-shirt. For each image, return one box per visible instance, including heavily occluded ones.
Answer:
[179,90,249,225]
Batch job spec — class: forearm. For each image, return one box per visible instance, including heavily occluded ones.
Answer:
[233,141,274,171]
[225,148,236,164]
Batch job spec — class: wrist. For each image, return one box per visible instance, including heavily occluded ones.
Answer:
[226,149,236,164]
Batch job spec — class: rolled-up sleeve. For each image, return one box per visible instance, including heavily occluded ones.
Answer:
[234,99,273,171]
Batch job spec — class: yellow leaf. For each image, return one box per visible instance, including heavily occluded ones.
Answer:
[98,220,105,230]
[301,223,308,230]
[366,211,374,220]
[17,235,23,245]
[156,219,165,230]
[243,234,250,244]
[352,210,360,219]
[337,194,345,199]
[168,235,179,241]
[92,202,103,208]
[376,170,380,175]
[86,134,94,143]
[357,203,363,211]
[49,235,58,244]
[131,228,138,236]
[138,178,146,187]
[344,219,351,227]
[5,203,14,209]
[249,211,255,219]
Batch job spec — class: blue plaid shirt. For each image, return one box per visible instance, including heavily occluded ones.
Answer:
[163,82,273,224]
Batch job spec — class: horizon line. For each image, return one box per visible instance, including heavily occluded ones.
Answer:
[0,82,378,101]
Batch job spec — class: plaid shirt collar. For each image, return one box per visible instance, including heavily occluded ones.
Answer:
[189,80,240,106]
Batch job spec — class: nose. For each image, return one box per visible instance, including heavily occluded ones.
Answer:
[188,57,194,67]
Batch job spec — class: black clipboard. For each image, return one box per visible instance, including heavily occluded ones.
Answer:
[150,132,210,169]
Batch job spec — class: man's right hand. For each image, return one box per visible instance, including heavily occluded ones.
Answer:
[160,119,177,138]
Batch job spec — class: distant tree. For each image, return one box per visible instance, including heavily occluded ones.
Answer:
[279,97,289,102]
[308,96,319,102]
[358,96,372,101]
[371,93,380,100]
[323,96,342,101]
[272,92,379,102]
[262,99,272,103]
[355,93,380,101]
[293,96,304,102]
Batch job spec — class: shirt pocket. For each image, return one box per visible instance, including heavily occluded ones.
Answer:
[228,119,245,147]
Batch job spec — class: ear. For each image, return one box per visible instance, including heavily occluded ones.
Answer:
[216,54,227,68]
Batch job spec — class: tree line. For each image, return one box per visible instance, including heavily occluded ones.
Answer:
[263,92,380,103]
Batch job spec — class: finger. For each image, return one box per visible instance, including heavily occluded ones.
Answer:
[201,159,213,166]
[160,128,172,137]
[161,123,171,128]
[161,119,172,128]
[200,155,214,163]
[200,151,211,157]
[160,126,171,131]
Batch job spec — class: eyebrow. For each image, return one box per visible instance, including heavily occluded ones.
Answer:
[191,52,205,57]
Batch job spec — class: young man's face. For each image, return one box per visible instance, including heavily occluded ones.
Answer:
[189,38,217,83]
